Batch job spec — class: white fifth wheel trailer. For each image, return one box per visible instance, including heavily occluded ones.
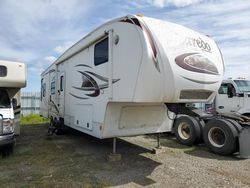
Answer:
[40,15,250,158]
[0,60,26,148]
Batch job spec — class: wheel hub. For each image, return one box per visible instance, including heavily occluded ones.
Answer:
[178,122,191,140]
[208,127,226,148]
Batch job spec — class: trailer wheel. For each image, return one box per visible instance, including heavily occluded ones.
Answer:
[174,116,201,146]
[203,119,238,155]
[54,119,64,135]
[48,117,57,135]
[49,116,54,127]
[196,119,205,143]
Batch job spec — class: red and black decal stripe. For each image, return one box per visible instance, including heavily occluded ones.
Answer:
[70,64,120,99]
[120,17,157,59]
[175,53,219,75]
[140,21,157,59]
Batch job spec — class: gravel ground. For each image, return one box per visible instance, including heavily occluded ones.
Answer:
[0,124,249,187]
[120,136,250,188]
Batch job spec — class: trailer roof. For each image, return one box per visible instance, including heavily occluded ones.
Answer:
[0,60,24,65]
[41,14,139,76]
[0,60,26,88]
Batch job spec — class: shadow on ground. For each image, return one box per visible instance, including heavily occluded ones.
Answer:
[0,144,14,158]
[155,133,241,161]
[0,124,161,187]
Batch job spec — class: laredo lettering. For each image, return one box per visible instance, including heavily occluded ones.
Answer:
[185,37,211,52]
[196,37,211,52]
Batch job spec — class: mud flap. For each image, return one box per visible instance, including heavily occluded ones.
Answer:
[239,127,250,158]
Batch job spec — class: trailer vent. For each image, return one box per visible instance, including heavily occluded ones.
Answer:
[0,66,7,77]
[180,90,212,100]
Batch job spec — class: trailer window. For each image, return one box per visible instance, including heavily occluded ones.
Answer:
[40,79,43,101]
[41,79,47,99]
[94,37,108,66]
[51,81,55,95]
[42,83,46,97]
[0,66,7,77]
[0,89,11,108]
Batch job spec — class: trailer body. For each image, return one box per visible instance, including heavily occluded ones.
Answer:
[40,15,224,140]
[40,15,250,158]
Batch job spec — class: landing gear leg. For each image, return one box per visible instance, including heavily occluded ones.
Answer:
[152,133,163,154]
[113,137,117,154]
[107,137,122,162]
[157,133,162,149]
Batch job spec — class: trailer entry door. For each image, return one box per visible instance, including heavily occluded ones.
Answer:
[58,72,65,117]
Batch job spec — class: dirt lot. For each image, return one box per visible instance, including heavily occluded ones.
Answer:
[0,124,250,188]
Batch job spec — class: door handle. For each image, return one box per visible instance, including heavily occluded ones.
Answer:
[218,106,224,109]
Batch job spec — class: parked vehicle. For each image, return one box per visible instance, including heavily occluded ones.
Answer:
[0,60,26,148]
[40,14,250,158]
[216,78,250,116]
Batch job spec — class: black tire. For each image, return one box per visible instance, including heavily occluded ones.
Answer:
[54,120,63,135]
[174,116,201,146]
[226,119,242,133]
[203,119,238,155]
[48,117,56,135]
[242,113,250,118]
[222,119,241,153]
[7,143,14,154]
[196,119,205,144]
[49,116,54,127]
[1,143,14,157]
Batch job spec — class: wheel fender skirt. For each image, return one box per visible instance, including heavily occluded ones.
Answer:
[239,127,250,158]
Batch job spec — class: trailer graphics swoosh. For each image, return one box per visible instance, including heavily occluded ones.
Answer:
[120,17,160,72]
[175,53,219,75]
[70,64,120,99]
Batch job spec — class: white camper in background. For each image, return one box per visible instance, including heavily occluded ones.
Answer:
[0,60,26,148]
[40,15,250,158]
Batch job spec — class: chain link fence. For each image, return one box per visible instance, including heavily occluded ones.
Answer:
[21,92,40,116]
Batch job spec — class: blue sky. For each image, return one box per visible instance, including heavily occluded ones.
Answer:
[0,0,249,92]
